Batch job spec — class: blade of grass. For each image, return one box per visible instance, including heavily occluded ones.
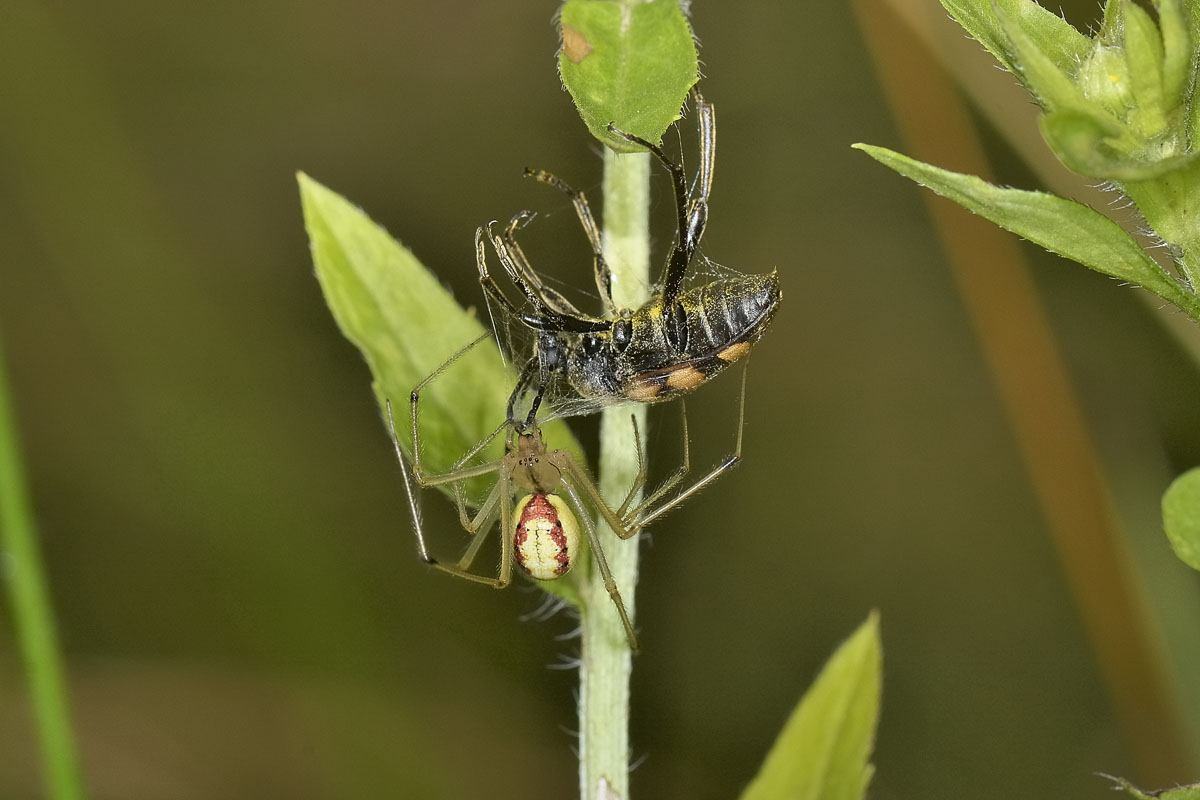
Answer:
[0,328,86,800]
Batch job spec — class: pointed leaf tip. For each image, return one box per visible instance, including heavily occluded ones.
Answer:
[1104,774,1200,799]
[854,144,1200,321]
[739,613,882,800]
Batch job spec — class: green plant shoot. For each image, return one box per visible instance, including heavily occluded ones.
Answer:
[858,0,1200,321]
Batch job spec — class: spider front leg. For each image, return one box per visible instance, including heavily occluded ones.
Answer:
[397,342,517,583]
[614,413,651,520]
[406,340,509,491]
[410,345,511,531]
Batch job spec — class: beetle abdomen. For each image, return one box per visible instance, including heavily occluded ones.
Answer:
[620,271,781,402]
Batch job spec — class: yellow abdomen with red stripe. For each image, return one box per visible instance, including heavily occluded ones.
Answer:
[513,493,581,580]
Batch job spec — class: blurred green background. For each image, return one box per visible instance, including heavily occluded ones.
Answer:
[3,1,1200,797]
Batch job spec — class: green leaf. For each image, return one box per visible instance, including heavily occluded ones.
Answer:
[298,172,581,502]
[1162,467,1200,571]
[739,613,882,800]
[1040,110,1125,178]
[1075,42,1139,122]
[558,0,698,152]
[1156,0,1191,112]
[940,0,1091,78]
[990,2,1101,115]
[1123,0,1167,134]
[1192,72,1200,153]
[1124,153,1200,287]
[1105,774,1200,799]
[852,144,1200,321]
[1186,0,1200,147]
[1040,109,1197,179]
[1189,0,1200,58]
[1099,0,1123,40]
[0,333,87,800]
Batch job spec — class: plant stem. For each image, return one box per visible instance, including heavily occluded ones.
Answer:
[579,148,650,800]
[0,329,86,800]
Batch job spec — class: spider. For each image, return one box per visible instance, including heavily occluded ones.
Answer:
[386,334,643,649]
[387,332,752,650]
[476,89,781,428]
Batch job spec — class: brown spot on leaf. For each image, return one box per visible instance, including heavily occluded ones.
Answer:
[560,24,593,64]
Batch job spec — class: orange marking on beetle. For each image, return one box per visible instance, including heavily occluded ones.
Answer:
[626,378,663,401]
[560,25,593,63]
[665,365,706,390]
[717,341,751,362]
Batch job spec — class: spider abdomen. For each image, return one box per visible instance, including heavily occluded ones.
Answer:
[513,493,580,580]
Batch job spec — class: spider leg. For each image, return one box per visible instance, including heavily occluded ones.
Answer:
[415,463,513,589]
[554,449,637,543]
[505,356,542,427]
[559,479,638,650]
[616,413,649,519]
[406,334,507,486]
[448,487,503,571]
[621,402,690,527]
[627,363,746,534]
[386,398,507,582]
[425,479,510,587]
